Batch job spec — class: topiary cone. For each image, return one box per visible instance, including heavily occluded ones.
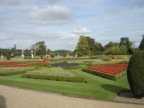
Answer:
[127,51,144,97]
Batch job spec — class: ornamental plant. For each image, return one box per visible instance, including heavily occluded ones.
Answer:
[87,63,127,75]
[127,51,144,97]
[52,62,79,67]
[83,63,128,80]
[0,62,30,67]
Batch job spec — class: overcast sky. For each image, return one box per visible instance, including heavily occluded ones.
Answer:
[0,0,144,51]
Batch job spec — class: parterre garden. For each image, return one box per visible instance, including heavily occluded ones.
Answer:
[0,55,131,100]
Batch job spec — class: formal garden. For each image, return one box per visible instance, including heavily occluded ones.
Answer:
[0,36,144,101]
[0,55,131,100]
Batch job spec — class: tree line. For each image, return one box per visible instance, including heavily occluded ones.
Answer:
[0,35,144,59]
[75,35,144,57]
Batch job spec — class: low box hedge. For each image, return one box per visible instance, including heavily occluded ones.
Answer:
[0,67,35,76]
[22,67,85,83]
[82,68,126,81]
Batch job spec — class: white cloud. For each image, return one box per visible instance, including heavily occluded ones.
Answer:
[28,5,74,25]
[58,32,78,45]
[72,27,92,35]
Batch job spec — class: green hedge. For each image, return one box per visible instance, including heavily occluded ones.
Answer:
[127,51,144,97]
[0,67,35,76]
[82,68,126,81]
[22,68,85,83]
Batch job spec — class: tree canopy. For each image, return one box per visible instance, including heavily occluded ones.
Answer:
[139,35,144,50]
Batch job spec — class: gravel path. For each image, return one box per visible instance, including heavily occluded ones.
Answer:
[0,85,143,108]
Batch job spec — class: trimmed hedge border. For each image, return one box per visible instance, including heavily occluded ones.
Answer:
[22,74,85,83]
[22,68,86,83]
[82,68,126,81]
[0,67,35,76]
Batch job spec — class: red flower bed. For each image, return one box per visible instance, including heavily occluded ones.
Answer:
[87,63,128,75]
[0,61,50,68]
[0,62,30,68]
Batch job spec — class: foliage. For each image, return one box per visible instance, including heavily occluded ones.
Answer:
[120,37,132,49]
[62,52,67,57]
[53,50,71,55]
[0,67,35,76]
[24,49,31,59]
[127,51,144,97]
[75,36,90,56]
[95,42,104,54]
[85,37,97,55]
[120,45,127,55]
[31,41,46,58]
[120,37,133,54]
[104,45,128,55]
[22,67,85,83]
[4,49,11,60]
[11,48,18,57]
[104,42,119,50]
[139,35,144,50]
[50,53,55,58]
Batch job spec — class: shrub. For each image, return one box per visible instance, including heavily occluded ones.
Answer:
[127,51,144,97]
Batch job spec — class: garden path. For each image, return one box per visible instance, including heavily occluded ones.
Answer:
[0,85,143,108]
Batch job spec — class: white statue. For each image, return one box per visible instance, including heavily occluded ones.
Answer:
[21,50,24,59]
[31,50,34,59]
[1,54,3,60]
[75,53,77,58]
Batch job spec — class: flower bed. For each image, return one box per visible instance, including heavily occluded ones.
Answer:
[0,61,50,68]
[0,62,30,68]
[52,62,79,67]
[87,63,128,75]
[82,63,128,80]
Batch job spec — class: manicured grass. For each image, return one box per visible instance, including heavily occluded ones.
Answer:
[0,68,129,100]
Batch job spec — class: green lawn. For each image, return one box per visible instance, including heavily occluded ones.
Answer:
[0,67,130,100]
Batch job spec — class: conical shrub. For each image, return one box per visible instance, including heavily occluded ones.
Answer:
[127,51,144,97]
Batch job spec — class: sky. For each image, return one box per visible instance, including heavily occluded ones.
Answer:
[0,0,144,51]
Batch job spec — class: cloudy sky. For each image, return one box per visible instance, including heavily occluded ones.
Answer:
[0,0,144,50]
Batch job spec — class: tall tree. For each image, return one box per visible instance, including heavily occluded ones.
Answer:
[120,37,133,54]
[139,35,144,50]
[95,42,103,55]
[85,37,97,55]
[104,42,119,50]
[31,41,46,58]
[120,37,132,49]
[75,36,90,57]
[120,45,127,55]
[30,43,39,56]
